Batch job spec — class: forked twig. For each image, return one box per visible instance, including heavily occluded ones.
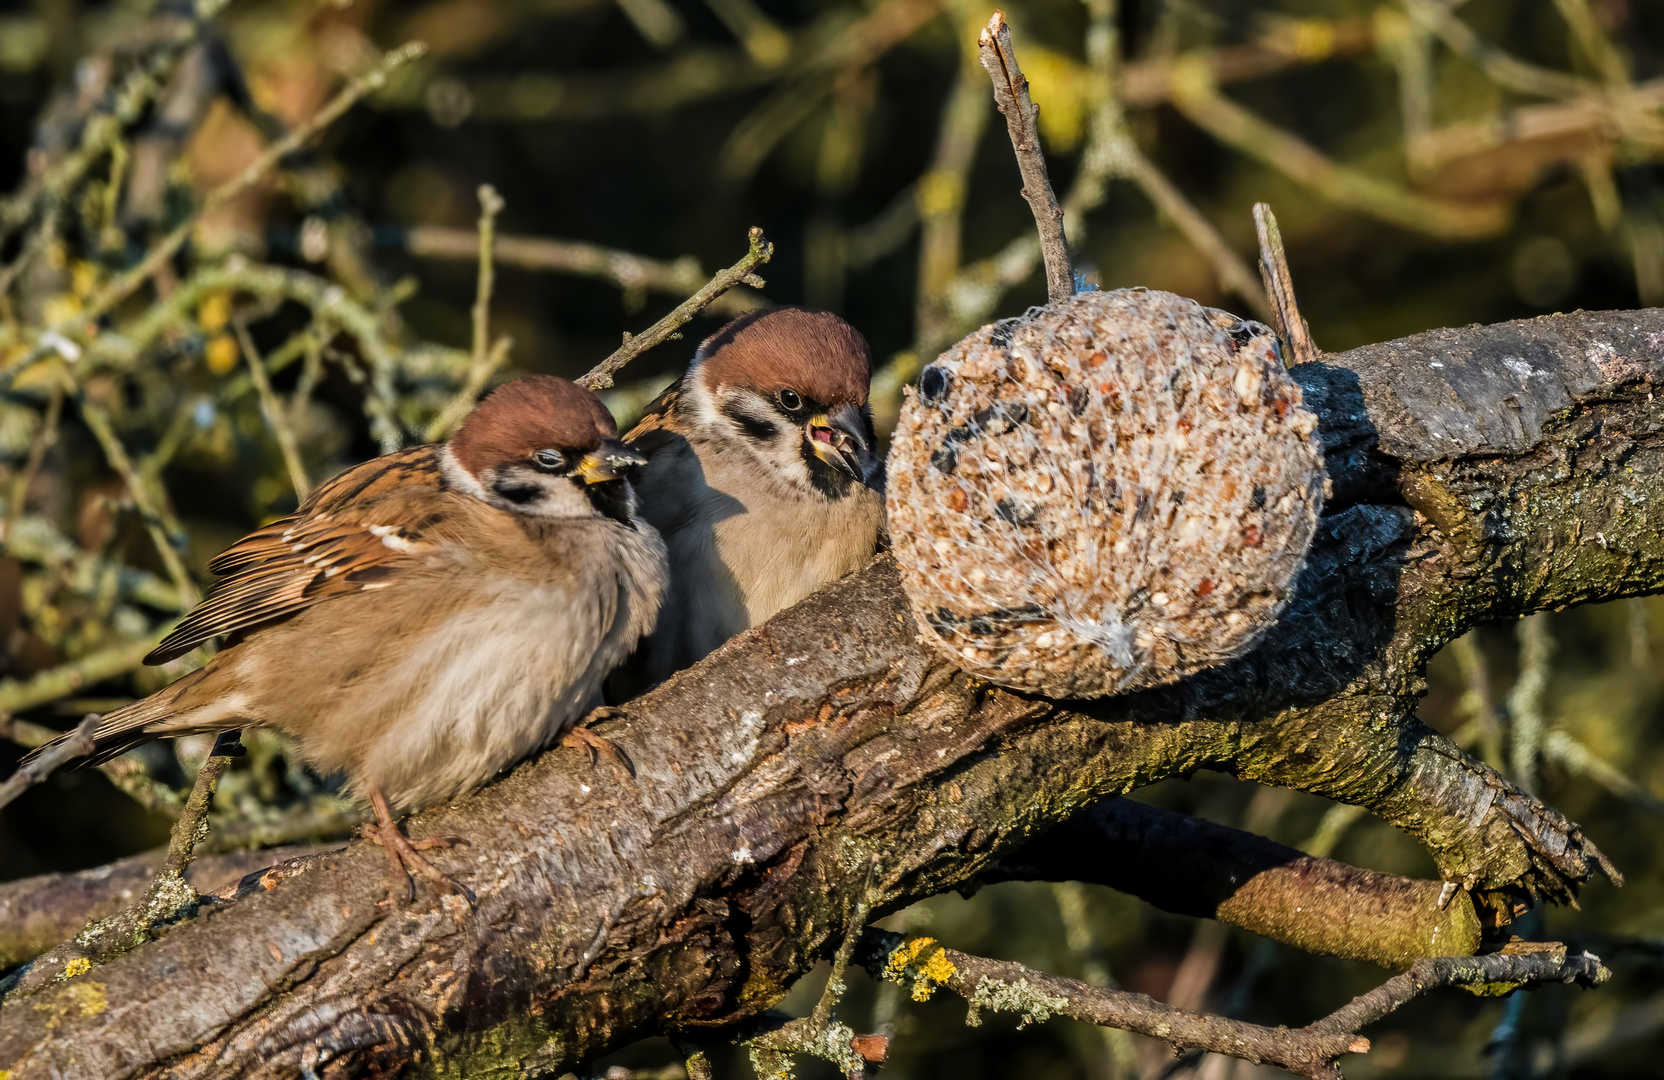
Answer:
[1253,202,1319,366]
[978,11,1074,303]
[578,227,773,392]
[860,930,1608,1080]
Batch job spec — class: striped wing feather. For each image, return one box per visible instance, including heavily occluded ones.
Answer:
[146,446,446,665]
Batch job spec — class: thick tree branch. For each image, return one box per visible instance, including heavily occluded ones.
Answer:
[992,798,1482,970]
[0,847,324,970]
[0,309,1657,1077]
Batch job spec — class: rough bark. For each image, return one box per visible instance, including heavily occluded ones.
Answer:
[0,308,1658,1078]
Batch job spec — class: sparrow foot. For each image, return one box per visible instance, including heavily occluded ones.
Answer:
[562,710,635,777]
[363,786,472,904]
[363,822,471,902]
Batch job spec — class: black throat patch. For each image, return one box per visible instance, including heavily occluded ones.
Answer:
[582,480,637,526]
[801,441,857,499]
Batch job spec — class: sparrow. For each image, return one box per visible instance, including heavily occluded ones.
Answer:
[25,376,667,895]
[612,307,884,694]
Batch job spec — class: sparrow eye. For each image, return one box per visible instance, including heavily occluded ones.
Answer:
[777,389,803,412]
[532,449,565,471]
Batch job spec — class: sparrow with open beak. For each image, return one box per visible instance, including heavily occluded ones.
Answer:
[612,307,884,693]
[24,376,667,896]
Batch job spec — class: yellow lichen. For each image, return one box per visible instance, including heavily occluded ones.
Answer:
[63,957,91,979]
[883,936,959,1002]
[33,980,108,1029]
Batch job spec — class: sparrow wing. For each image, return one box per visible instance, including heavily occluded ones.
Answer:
[146,446,450,665]
[622,379,682,445]
[623,379,715,536]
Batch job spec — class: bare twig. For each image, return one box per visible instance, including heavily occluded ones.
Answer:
[1,513,182,612]
[1399,0,1592,101]
[3,42,429,384]
[1312,949,1609,1036]
[859,931,1608,1080]
[139,732,240,913]
[233,319,311,500]
[1253,203,1318,366]
[1123,154,1269,319]
[391,227,763,316]
[1451,632,1506,767]
[469,185,505,382]
[425,336,512,443]
[205,797,365,853]
[977,11,1073,302]
[1550,0,1630,88]
[874,0,1268,422]
[1075,0,1268,319]
[1509,614,1554,795]
[1543,729,1664,812]
[0,713,184,819]
[57,365,198,607]
[0,637,160,715]
[425,186,514,442]
[578,227,773,392]
[0,0,232,242]
[2,385,63,553]
[1051,881,1140,1075]
[1174,62,1508,239]
[0,716,96,812]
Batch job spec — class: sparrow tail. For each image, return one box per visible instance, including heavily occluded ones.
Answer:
[17,665,232,773]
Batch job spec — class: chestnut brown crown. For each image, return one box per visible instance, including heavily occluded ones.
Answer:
[448,375,619,476]
[696,307,872,406]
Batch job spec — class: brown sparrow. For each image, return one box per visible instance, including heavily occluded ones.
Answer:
[613,307,884,693]
[26,376,667,895]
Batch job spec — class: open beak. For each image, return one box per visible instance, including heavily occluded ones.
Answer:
[575,437,648,484]
[805,402,878,482]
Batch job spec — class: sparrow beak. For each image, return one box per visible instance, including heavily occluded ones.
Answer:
[805,403,878,482]
[575,438,648,484]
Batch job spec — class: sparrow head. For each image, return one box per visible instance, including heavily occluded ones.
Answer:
[690,307,880,498]
[446,375,648,523]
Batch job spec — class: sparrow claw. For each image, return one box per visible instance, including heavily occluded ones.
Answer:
[363,822,473,904]
[561,716,634,778]
[361,785,473,906]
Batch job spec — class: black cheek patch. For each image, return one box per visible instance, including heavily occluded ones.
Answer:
[492,481,542,504]
[720,401,778,443]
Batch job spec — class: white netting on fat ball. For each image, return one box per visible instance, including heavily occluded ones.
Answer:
[886,287,1328,699]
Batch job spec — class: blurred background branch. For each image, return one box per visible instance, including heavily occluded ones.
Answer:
[0,0,1659,1076]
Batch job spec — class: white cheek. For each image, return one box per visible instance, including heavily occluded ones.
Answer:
[694,382,814,488]
[438,445,491,500]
